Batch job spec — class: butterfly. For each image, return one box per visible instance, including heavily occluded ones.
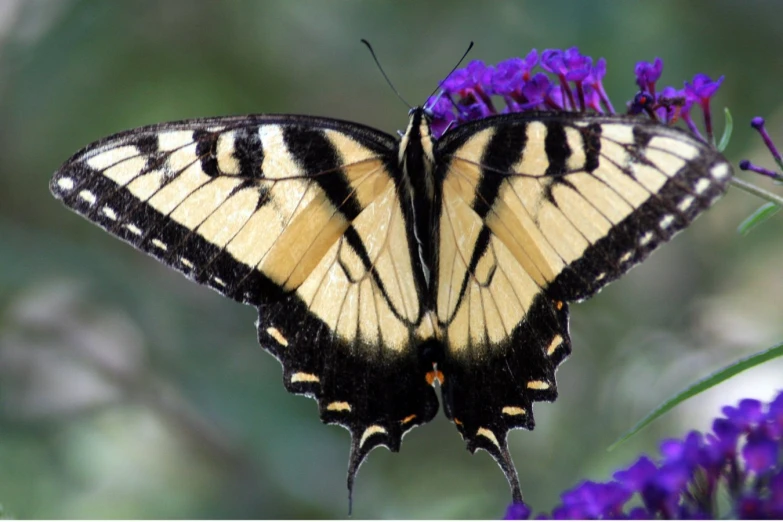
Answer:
[50,105,732,504]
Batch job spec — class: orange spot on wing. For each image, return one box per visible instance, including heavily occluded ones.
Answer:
[425,370,445,386]
[401,414,417,424]
[454,418,463,426]
[555,300,564,310]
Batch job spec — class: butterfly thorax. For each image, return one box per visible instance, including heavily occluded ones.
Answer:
[398,108,439,294]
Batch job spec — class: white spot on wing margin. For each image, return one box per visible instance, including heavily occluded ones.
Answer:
[711,162,730,179]
[125,223,143,236]
[102,206,118,220]
[659,215,675,229]
[57,177,75,191]
[78,190,97,205]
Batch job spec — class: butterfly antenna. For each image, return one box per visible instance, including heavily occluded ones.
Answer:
[361,39,412,109]
[426,41,474,104]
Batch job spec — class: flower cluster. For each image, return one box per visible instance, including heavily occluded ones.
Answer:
[505,391,783,519]
[739,117,783,182]
[427,47,724,144]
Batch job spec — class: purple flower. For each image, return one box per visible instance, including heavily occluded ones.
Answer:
[769,391,783,436]
[682,73,724,142]
[738,117,783,181]
[426,95,458,139]
[520,49,540,79]
[546,84,566,112]
[660,431,704,472]
[770,471,783,516]
[509,391,783,519]
[655,461,691,493]
[563,49,592,111]
[589,57,606,83]
[635,57,664,94]
[581,85,603,113]
[642,464,688,517]
[684,73,725,103]
[563,47,593,83]
[743,426,779,473]
[614,456,658,491]
[540,48,577,110]
[750,117,783,166]
[738,495,764,518]
[628,506,652,519]
[505,502,531,520]
[585,58,614,113]
[426,46,724,146]
[442,59,491,96]
[492,57,527,96]
[710,417,741,459]
[724,399,764,432]
[492,50,538,98]
[540,49,567,76]
[554,481,631,519]
[520,73,554,110]
[462,101,494,121]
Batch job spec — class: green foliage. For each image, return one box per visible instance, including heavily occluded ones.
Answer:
[609,342,783,452]
[717,107,733,153]
[738,202,781,235]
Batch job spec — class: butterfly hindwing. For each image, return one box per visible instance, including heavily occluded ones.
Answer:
[433,113,731,490]
[50,114,439,481]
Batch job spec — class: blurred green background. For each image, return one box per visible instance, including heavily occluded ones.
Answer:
[1,0,782,518]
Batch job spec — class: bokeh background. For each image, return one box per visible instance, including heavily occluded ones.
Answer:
[1,0,782,518]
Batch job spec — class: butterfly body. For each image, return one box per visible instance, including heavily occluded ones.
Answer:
[50,106,732,503]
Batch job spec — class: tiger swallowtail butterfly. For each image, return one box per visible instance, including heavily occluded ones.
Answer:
[50,103,732,505]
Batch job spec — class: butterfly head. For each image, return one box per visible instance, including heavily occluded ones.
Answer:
[399,107,436,168]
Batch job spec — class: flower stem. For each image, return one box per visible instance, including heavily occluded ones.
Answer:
[729,177,783,207]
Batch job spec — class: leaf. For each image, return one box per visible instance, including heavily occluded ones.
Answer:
[737,202,781,235]
[608,341,783,452]
[717,107,733,152]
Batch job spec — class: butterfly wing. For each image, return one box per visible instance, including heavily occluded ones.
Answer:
[433,113,732,496]
[50,115,439,487]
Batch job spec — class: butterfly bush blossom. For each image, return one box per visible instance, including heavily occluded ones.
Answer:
[426,47,724,144]
[504,391,783,519]
[739,117,783,182]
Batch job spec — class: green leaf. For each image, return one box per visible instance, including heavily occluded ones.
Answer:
[717,107,733,152]
[737,202,781,235]
[608,341,783,452]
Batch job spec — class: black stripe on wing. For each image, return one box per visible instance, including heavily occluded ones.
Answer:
[50,116,400,304]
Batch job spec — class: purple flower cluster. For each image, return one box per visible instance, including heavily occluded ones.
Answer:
[427,47,724,144]
[632,70,724,144]
[505,391,783,519]
[739,117,783,182]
